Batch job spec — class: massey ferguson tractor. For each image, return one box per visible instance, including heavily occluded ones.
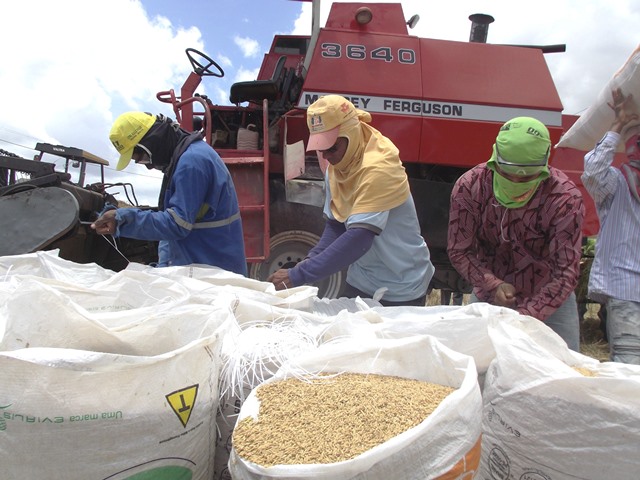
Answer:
[0,1,607,298]
[155,0,602,297]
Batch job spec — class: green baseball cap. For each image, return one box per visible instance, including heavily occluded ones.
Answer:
[487,117,551,177]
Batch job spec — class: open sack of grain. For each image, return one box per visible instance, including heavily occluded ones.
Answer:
[556,43,640,152]
[479,312,640,480]
[214,301,338,480]
[229,335,483,480]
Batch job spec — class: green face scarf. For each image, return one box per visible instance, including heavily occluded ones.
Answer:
[492,171,545,209]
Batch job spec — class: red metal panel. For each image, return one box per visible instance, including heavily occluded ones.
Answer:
[415,118,564,167]
[300,26,423,159]
[419,39,563,110]
[304,31,422,98]
[324,2,408,35]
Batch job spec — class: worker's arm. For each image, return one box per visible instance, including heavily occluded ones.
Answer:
[517,186,584,320]
[582,88,637,207]
[306,218,346,258]
[280,227,376,288]
[289,226,375,285]
[447,170,506,297]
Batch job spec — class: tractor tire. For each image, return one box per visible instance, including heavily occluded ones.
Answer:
[248,199,345,298]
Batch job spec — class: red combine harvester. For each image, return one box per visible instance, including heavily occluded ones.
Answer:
[158,2,616,296]
[0,1,614,296]
[156,0,612,297]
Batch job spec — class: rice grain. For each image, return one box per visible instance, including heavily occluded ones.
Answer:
[233,372,455,466]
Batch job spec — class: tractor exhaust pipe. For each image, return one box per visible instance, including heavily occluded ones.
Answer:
[468,13,494,43]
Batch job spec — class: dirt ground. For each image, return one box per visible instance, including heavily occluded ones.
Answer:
[580,303,609,362]
[428,290,610,362]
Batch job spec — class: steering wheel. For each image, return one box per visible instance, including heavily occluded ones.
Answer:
[185,48,224,77]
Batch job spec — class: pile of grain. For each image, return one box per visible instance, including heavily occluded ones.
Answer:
[572,366,597,377]
[233,372,455,466]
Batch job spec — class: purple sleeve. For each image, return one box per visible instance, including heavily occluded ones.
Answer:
[307,219,345,258]
[288,227,376,286]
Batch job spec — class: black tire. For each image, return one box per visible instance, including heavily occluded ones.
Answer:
[248,199,345,298]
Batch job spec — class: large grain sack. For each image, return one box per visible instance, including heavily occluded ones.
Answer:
[125,262,319,310]
[229,335,483,480]
[0,276,234,355]
[0,336,224,480]
[556,43,640,152]
[0,269,194,315]
[479,312,640,479]
[0,249,115,284]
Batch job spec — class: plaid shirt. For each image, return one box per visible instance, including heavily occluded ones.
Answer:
[448,163,584,321]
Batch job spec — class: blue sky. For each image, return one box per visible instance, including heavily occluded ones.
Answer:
[1,0,639,204]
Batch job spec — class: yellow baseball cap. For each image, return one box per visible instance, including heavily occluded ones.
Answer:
[306,95,358,151]
[109,112,156,170]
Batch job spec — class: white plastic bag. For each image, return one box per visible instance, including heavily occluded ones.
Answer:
[479,312,640,480]
[0,276,234,355]
[319,303,503,388]
[0,250,115,284]
[0,336,224,480]
[557,43,640,152]
[125,262,319,310]
[229,335,483,480]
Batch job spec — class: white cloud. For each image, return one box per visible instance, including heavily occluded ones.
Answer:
[218,54,234,68]
[234,67,261,83]
[234,35,261,58]
[0,0,206,204]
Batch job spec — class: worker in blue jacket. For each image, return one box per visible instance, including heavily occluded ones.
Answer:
[92,111,247,276]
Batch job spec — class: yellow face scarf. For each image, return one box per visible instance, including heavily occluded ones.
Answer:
[328,111,410,222]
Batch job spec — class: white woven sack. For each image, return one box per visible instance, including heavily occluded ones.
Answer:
[0,276,234,355]
[480,312,640,480]
[0,336,222,480]
[321,303,498,377]
[229,335,483,480]
[125,262,319,310]
[1,269,194,315]
[556,43,640,152]
[237,125,259,150]
[0,249,115,284]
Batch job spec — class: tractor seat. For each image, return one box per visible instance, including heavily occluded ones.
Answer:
[229,55,286,105]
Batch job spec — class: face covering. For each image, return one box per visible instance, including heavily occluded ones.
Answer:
[492,171,544,208]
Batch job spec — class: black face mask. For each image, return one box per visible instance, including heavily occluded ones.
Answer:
[137,115,187,172]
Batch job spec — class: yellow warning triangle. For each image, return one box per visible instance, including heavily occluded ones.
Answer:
[166,384,199,428]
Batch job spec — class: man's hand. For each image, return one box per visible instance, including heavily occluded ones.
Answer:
[608,87,639,133]
[493,282,517,308]
[91,209,117,235]
[267,269,292,291]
